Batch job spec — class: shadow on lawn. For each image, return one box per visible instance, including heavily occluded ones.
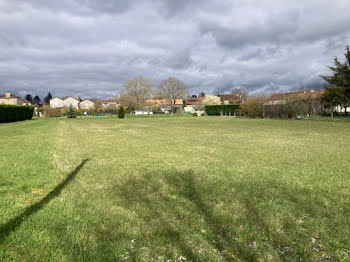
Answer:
[0,159,89,243]
[116,170,257,261]
[114,170,342,261]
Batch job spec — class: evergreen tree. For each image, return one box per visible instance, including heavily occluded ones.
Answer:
[117,106,125,119]
[44,92,53,104]
[67,105,77,118]
[33,95,41,106]
[321,45,350,114]
[25,94,33,102]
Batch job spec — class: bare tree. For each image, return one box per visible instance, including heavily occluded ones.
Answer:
[120,76,152,112]
[157,77,187,112]
[195,95,221,110]
[232,87,248,100]
[90,98,102,109]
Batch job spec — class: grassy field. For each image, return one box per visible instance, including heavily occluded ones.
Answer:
[0,117,349,261]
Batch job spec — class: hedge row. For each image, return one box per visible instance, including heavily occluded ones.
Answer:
[37,107,118,117]
[205,104,240,115]
[0,104,34,123]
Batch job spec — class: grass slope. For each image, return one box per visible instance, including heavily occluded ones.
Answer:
[0,117,350,261]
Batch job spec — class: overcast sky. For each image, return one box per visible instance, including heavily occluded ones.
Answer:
[1,0,350,99]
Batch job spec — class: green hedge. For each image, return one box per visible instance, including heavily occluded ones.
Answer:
[205,104,240,116]
[0,104,34,123]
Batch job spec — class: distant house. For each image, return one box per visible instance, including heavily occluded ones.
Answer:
[183,96,205,113]
[264,91,324,106]
[50,97,94,109]
[50,97,64,108]
[145,98,183,113]
[79,100,95,110]
[218,94,244,104]
[0,92,25,105]
[184,96,205,106]
[102,99,118,108]
[264,90,350,113]
[22,100,32,106]
[63,96,80,109]
[334,105,350,113]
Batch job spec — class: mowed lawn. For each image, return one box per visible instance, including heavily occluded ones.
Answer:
[0,117,350,261]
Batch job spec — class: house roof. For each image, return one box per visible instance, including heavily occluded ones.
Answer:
[50,97,62,101]
[50,96,79,102]
[21,99,31,103]
[80,99,94,103]
[63,96,79,101]
[267,91,324,101]
[145,99,183,106]
[218,94,242,102]
[0,92,20,99]
[103,99,117,103]
[184,97,205,105]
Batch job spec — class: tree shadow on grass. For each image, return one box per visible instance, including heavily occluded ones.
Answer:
[115,170,256,261]
[114,170,347,261]
[0,159,89,243]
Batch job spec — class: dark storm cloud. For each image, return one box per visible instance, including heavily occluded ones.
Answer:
[0,0,350,98]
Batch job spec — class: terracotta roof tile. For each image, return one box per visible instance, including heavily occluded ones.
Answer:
[184,97,205,105]
[218,94,242,102]
[103,99,117,103]
[0,93,20,99]
[145,99,183,106]
[268,91,324,101]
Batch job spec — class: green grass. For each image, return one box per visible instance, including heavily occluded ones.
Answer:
[1,117,350,261]
[309,115,350,122]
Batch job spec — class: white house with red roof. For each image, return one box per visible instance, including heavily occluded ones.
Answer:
[0,92,32,106]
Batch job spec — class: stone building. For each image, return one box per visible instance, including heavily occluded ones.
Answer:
[0,92,24,105]
[79,100,95,110]
[50,96,94,109]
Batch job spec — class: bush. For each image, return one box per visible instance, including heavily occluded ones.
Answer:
[205,104,240,116]
[263,97,324,119]
[0,105,34,123]
[192,112,198,117]
[67,106,77,118]
[102,106,118,115]
[152,106,162,114]
[38,105,62,117]
[263,99,309,119]
[38,107,104,117]
[118,106,125,119]
[263,104,292,118]
[239,99,264,118]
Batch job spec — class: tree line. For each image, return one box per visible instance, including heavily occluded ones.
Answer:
[24,92,52,106]
[118,76,188,112]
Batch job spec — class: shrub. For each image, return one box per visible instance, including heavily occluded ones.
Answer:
[263,104,292,118]
[152,106,162,114]
[205,104,240,116]
[39,105,62,117]
[102,106,118,115]
[239,99,264,118]
[0,105,34,123]
[67,106,77,118]
[192,112,198,117]
[263,97,324,119]
[118,106,125,119]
